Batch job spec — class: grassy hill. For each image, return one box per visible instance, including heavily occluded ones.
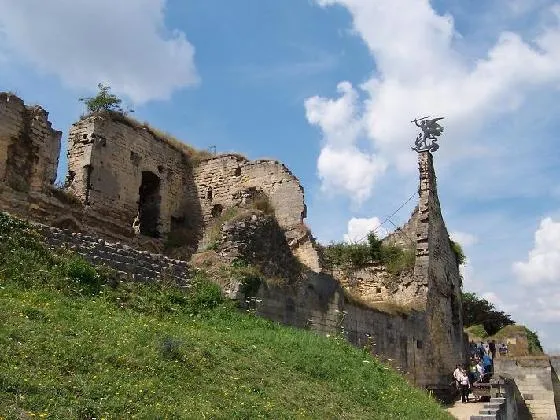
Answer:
[0,212,451,419]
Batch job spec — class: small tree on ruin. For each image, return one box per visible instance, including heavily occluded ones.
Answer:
[79,83,132,115]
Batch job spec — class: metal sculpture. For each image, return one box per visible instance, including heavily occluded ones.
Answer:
[411,116,444,153]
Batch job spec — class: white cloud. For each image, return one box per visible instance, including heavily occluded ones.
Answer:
[305,82,387,202]
[343,216,387,243]
[0,0,199,104]
[482,291,518,314]
[513,217,560,285]
[309,0,560,190]
[450,231,478,247]
[510,217,560,323]
[317,146,386,202]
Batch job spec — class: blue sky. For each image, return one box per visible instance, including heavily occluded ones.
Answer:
[1,0,559,352]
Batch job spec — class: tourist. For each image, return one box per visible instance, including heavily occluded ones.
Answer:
[478,342,485,358]
[498,343,507,356]
[453,364,462,390]
[469,360,478,383]
[482,353,493,376]
[476,359,485,382]
[459,368,471,403]
[489,340,496,359]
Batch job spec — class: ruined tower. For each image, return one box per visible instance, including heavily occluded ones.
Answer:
[412,151,465,387]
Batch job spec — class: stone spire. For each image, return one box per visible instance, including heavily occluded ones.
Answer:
[413,151,436,301]
[413,150,466,388]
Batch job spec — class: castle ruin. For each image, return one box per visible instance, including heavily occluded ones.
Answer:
[0,92,465,399]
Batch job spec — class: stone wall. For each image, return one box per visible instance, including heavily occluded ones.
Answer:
[495,357,560,419]
[255,273,343,334]
[67,114,199,240]
[216,212,303,280]
[383,206,419,250]
[333,264,414,305]
[334,264,395,303]
[35,223,190,285]
[0,94,321,269]
[343,302,427,382]
[0,92,61,193]
[331,152,465,389]
[194,155,322,272]
[253,274,430,388]
[416,151,465,387]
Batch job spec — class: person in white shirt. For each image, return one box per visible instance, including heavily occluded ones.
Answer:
[453,364,462,390]
[476,360,485,382]
[459,368,471,403]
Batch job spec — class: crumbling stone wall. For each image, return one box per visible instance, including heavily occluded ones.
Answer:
[0,92,466,399]
[216,212,303,280]
[194,155,321,271]
[67,114,200,240]
[36,223,190,284]
[327,152,464,391]
[343,303,427,381]
[383,206,419,250]
[253,273,429,387]
[334,264,394,303]
[333,264,415,305]
[0,93,61,193]
[414,151,465,388]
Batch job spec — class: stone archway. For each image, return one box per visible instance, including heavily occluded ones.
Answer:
[138,171,161,238]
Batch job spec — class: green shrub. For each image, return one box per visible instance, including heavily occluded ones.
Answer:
[322,242,371,269]
[367,232,383,260]
[63,255,103,293]
[525,328,544,354]
[382,246,415,276]
[450,240,466,266]
[322,232,415,275]
[188,275,225,311]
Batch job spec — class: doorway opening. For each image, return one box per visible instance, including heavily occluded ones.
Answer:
[138,171,161,237]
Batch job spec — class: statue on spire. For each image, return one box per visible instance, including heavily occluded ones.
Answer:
[411,116,444,153]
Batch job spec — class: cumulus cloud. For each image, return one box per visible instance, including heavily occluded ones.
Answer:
[450,231,479,247]
[305,82,386,202]
[0,0,199,103]
[317,146,386,202]
[305,82,387,202]
[513,217,560,284]
[511,217,560,323]
[308,0,560,195]
[343,216,387,243]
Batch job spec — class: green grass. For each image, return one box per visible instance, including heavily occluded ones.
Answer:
[0,212,451,419]
[465,324,488,340]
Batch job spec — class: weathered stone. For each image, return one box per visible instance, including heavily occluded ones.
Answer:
[0,92,469,401]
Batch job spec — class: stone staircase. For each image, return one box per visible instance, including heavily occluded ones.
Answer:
[513,373,557,419]
[470,397,507,420]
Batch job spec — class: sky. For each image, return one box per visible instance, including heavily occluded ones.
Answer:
[0,0,559,352]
